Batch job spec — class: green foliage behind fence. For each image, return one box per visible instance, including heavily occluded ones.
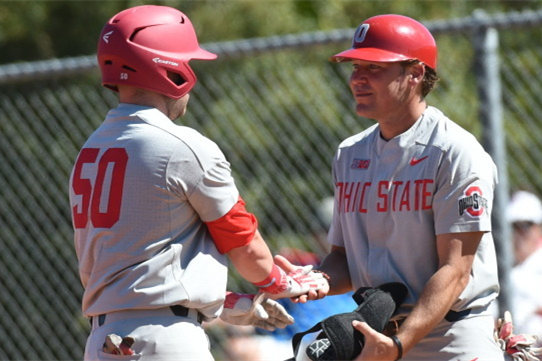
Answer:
[0,9,542,360]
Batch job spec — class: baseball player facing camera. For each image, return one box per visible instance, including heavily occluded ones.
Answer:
[68,5,328,360]
[312,14,504,361]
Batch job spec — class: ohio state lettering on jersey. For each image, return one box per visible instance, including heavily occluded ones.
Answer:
[336,179,433,213]
[336,180,489,216]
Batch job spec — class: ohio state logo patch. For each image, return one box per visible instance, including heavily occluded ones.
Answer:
[458,186,488,217]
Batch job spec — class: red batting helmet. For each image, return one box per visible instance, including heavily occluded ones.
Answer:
[330,14,437,70]
[97,5,216,99]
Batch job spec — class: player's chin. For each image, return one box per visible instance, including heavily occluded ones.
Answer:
[355,103,376,118]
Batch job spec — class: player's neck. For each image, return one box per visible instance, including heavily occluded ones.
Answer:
[378,100,427,140]
[118,86,171,119]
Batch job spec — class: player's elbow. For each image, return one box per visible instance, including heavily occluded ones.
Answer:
[457,270,471,293]
[449,262,473,296]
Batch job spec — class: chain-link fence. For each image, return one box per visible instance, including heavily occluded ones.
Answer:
[1,8,541,361]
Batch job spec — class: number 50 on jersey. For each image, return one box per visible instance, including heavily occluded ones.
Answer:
[71,148,128,229]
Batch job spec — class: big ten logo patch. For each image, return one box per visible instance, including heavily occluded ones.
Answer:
[351,158,370,169]
[458,186,488,217]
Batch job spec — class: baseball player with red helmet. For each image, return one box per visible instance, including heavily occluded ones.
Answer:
[68,5,328,360]
[314,14,504,360]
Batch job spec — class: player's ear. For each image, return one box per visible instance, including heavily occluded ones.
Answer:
[409,63,425,83]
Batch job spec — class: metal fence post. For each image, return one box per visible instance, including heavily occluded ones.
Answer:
[473,9,513,316]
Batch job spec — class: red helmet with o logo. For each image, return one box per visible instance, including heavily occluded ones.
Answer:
[330,14,437,70]
[97,5,216,99]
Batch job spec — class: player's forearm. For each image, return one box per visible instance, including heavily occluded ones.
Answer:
[317,246,352,295]
[226,230,275,283]
[396,263,470,355]
[396,232,479,355]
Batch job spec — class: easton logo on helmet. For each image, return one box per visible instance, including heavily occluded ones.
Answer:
[152,58,179,67]
[102,30,113,44]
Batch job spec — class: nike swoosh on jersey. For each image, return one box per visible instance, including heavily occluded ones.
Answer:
[409,155,428,166]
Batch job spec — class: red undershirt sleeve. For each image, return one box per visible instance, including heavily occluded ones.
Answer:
[205,196,258,254]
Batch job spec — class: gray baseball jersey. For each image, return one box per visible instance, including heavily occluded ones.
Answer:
[328,106,499,313]
[69,103,238,318]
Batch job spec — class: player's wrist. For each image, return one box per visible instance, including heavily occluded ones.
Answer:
[224,291,254,309]
[251,263,286,294]
[390,335,403,360]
